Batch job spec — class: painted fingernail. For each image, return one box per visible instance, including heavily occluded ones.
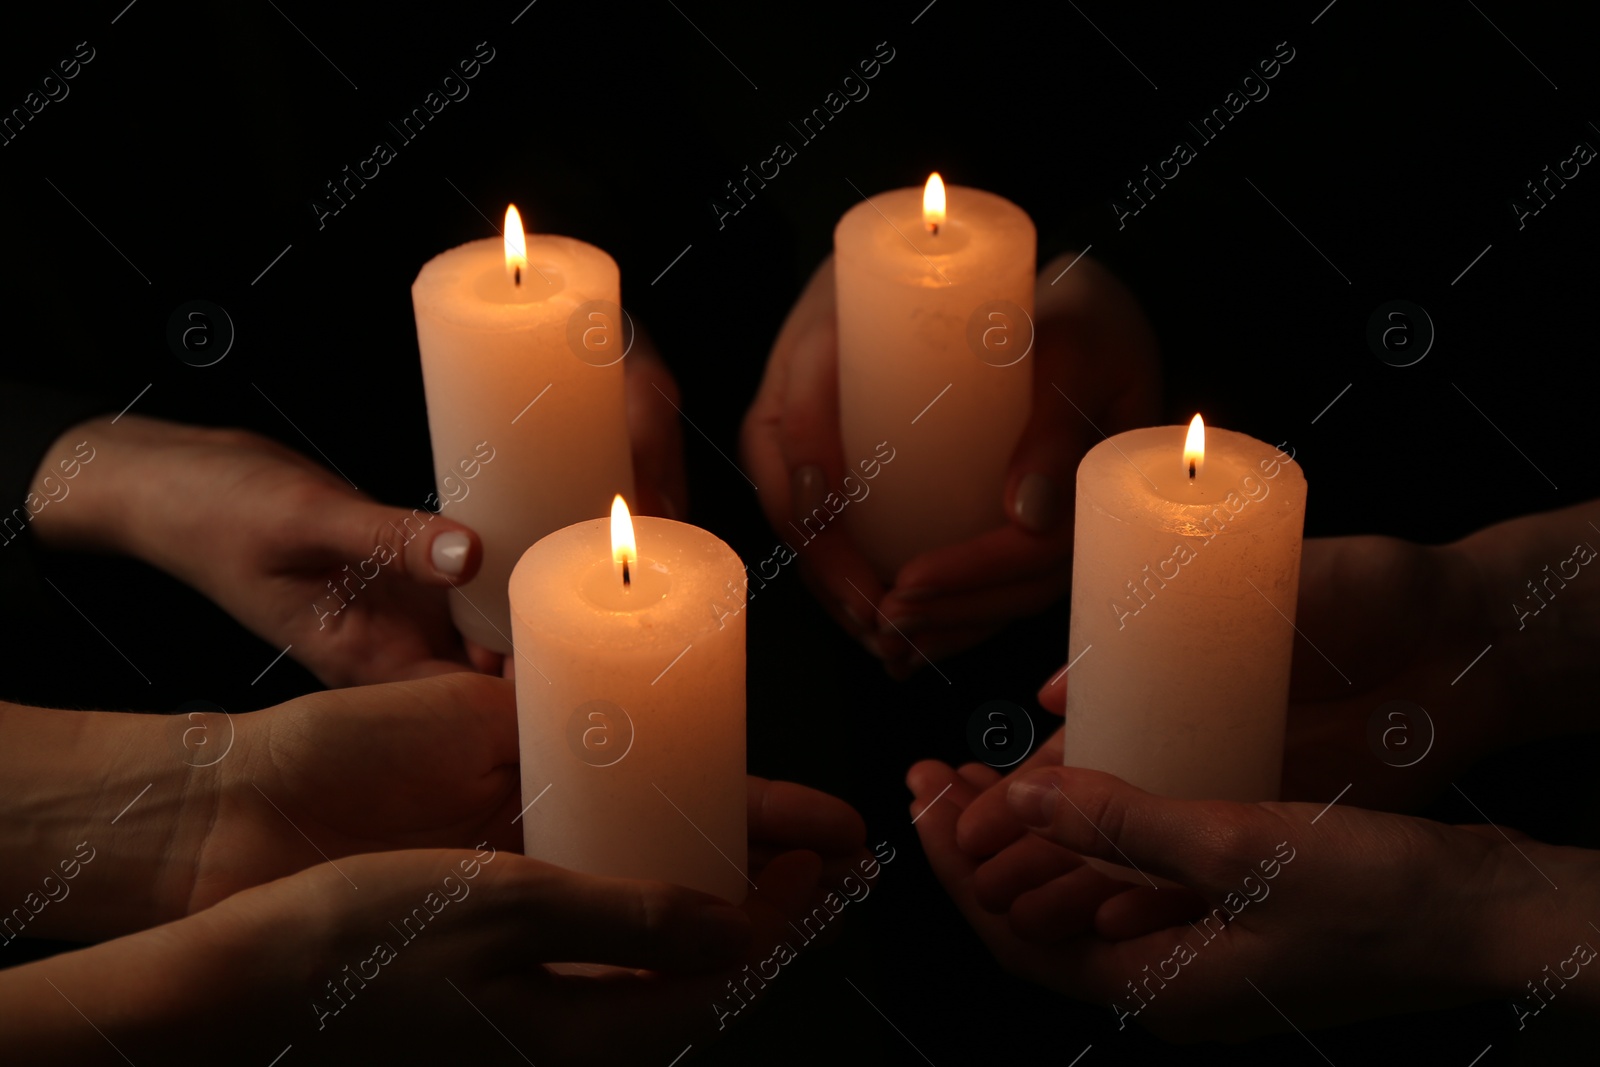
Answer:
[791,465,828,524]
[1007,777,1058,826]
[431,531,470,577]
[1014,473,1062,534]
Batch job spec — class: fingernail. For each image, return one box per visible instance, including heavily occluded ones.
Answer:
[1008,776,1059,826]
[1014,473,1062,534]
[431,531,470,576]
[791,465,828,524]
[692,904,752,966]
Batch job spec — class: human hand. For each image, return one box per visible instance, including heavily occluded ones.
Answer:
[912,759,1595,1040]
[1029,535,1508,812]
[741,252,1159,676]
[33,415,486,687]
[2,846,834,1065]
[182,671,865,916]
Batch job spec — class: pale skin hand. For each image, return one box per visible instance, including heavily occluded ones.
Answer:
[740,252,1160,676]
[0,846,843,1065]
[909,759,1600,1041]
[29,415,485,687]
[0,671,866,939]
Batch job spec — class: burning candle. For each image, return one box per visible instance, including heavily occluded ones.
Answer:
[413,205,634,652]
[509,496,748,902]
[1061,416,1308,801]
[833,173,1035,579]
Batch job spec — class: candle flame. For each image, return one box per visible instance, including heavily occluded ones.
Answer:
[1184,414,1205,479]
[504,204,527,286]
[923,172,946,235]
[611,494,637,588]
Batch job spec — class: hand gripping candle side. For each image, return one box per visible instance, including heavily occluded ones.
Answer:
[1062,422,1307,801]
[412,210,635,652]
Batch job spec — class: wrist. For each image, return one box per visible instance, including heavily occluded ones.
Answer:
[0,702,220,941]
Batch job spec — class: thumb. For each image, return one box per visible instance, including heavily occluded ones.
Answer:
[1006,767,1272,892]
[324,501,483,587]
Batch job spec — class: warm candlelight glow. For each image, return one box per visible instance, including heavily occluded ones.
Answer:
[504,204,527,286]
[923,172,946,235]
[611,494,637,588]
[1184,414,1205,479]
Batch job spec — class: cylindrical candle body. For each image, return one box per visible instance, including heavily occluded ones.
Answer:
[510,516,747,903]
[1063,425,1307,801]
[414,235,634,652]
[834,184,1035,578]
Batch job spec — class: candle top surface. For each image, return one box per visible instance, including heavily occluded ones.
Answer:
[1078,424,1306,536]
[834,184,1035,286]
[510,515,743,653]
[413,234,619,331]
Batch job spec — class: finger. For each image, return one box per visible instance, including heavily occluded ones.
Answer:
[1093,884,1210,941]
[463,638,504,676]
[1007,767,1277,892]
[323,500,484,587]
[955,763,1002,790]
[955,729,1064,858]
[1010,865,1134,944]
[625,336,689,521]
[972,834,1084,912]
[881,571,1068,638]
[893,522,1071,599]
[747,777,866,856]
[1036,662,1068,715]
[507,859,755,972]
[880,624,994,679]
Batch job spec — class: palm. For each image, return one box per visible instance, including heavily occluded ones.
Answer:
[190,675,520,910]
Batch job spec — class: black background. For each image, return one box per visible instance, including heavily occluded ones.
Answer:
[2,0,1596,1062]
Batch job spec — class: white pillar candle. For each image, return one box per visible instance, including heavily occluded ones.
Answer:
[834,174,1035,578]
[1062,417,1307,801]
[509,497,747,902]
[413,206,634,652]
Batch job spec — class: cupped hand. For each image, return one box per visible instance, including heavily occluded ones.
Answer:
[741,252,1159,675]
[92,846,833,1065]
[911,759,1571,1040]
[183,671,866,918]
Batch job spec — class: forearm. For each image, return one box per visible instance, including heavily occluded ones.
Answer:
[0,702,214,942]
[1456,500,1600,742]
[0,910,294,1065]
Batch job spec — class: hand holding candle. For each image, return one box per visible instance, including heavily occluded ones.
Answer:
[741,247,1160,671]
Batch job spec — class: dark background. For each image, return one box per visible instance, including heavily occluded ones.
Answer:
[2,0,1595,1062]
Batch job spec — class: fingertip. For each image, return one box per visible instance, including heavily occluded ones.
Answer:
[906,759,954,797]
[1010,471,1065,536]
[1006,768,1065,828]
[425,521,481,583]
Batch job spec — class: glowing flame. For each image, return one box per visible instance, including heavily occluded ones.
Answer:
[923,172,946,234]
[1183,414,1205,479]
[611,494,637,587]
[504,204,527,286]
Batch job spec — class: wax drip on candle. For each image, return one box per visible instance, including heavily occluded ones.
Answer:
[923,172,946,236]
[1184,414,1205,482]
